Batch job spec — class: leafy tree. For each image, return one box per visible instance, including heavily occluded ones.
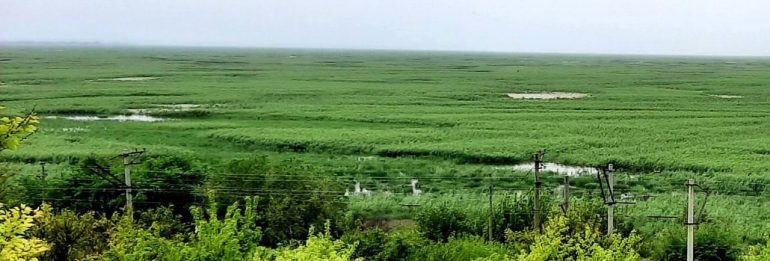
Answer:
[0,204,49,260]
[0,106,38,204]
[136,155,205,220]
[0,106,39,152]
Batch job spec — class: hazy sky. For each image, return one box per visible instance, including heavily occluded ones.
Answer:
[2,0,769,56]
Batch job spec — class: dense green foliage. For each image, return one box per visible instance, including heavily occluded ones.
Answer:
[0,204,49,261]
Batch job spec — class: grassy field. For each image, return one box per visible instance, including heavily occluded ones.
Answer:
[2,46,769,174]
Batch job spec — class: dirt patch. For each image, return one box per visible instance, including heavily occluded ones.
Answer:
[507,92,588,100]
[363,219,416,230]
[710,95,743,99]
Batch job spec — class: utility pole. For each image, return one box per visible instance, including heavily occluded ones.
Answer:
[123,155,133,217]
[533,150,544,233]
[488,173,494,241]
[39,162,47,181]
[119,149,145,219]
[562,176,570,215]
[687,179,696,261]
[606,163,615,235]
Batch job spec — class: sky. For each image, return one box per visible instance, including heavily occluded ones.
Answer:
[1,0,769,56]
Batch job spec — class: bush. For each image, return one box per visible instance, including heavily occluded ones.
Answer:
[416,200,470,241]
[0,204,50,260]
[341,229,388,259]
[409,236,509,261]
[137,155,205,220]
[206,157,347,246]
[103,196,262,261]
[271,222,360,261]
[0,165,24,204]
[416,193,542,242]
[647,224,740,261]
[513,215,643,260]
[378,229,427,261]
[342,228,429,261]
[32,204,111,261]
[742,239,770,261]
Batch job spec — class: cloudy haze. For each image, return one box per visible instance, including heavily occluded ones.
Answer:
[1,0,769,56]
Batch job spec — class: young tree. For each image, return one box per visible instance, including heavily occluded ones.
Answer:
[0,106,39,152]
[0,204,50,260]
[0,106,47,260]
[0,105,38,201]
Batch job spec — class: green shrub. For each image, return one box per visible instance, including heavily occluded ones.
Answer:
[271,222,360,261]
[647,224,740,261]
[103,196,262,261]
[206,157,347,246]
[742,239,770,261]
[513,215,642,261]
[409,236,509,261]
[341,229,388,259]
[32,204,111,261]
[416,200,470,241]
[377,229,428,261]
[416,193,542,242]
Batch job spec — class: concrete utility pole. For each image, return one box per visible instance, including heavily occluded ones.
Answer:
[123,155,133,216]
[533,150,544,233]
[562,176,570,215]
[687,179,696,261]
[119,149,145,219]
[39,162,46,181]
[606,163,615,235]
[488,173,494,241]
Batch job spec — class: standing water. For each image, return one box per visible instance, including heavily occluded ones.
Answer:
[502,162,597,176]
[44,115,165,122]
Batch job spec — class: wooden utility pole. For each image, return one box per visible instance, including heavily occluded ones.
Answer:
[533,150,544,233]
[488,173,494,241]
[687,179,696,261]
[606,163,615,235]
[562,176,570,215]
[119,149,145,219]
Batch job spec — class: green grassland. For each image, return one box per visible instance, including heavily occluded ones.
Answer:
[2,47,769,174]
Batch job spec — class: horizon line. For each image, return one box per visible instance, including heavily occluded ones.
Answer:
[1,41,768,59]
